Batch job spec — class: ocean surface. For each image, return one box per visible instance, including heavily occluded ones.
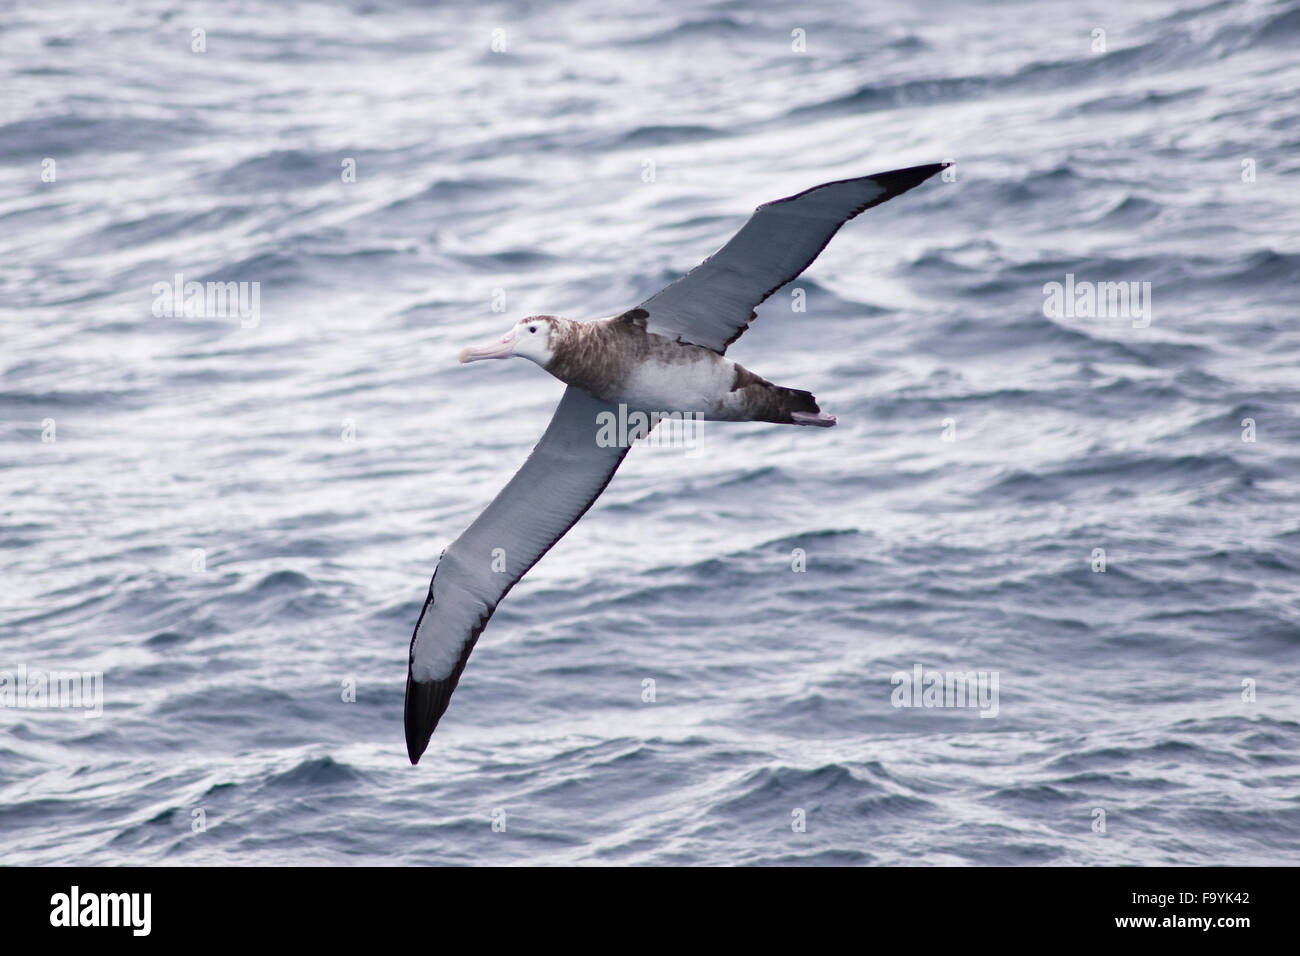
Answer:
[2,0,1298,866]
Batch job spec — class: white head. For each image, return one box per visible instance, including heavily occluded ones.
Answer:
[459,315,560,368]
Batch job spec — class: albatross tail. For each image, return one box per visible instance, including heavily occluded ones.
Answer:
[730,373,836,427]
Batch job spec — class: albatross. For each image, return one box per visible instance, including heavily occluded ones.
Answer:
[405,163,947,763]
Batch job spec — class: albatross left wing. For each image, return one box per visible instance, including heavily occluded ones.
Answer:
[638,163,948,354]
[405,385,631,763]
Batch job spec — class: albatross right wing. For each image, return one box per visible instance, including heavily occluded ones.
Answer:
[404,385,631,764]
[638,163,948,354]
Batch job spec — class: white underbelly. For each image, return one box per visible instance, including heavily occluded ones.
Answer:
[611,357,734,417]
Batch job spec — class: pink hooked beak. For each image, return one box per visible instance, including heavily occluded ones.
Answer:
[458,330,516,363]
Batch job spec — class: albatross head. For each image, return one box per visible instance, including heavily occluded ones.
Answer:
[459,316,561,367]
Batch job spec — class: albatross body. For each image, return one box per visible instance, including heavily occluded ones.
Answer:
[405,162,947,763]
[463,310,834,426]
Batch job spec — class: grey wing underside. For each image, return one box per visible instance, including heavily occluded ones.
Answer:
[638,163,948,354]
[405,385,631,763]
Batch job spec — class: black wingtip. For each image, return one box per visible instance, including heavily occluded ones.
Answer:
[404,670,442,765]
[868,162,949,198]
[764,162,950,215]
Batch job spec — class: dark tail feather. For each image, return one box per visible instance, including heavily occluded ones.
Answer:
[779,386,820,416]
[748,383,824,424]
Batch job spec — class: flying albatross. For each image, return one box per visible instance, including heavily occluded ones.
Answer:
[405,163,947,763]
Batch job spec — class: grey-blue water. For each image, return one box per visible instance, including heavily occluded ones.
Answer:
[2,0,1298,866]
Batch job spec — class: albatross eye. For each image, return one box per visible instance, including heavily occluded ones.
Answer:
[528,325,537,333]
